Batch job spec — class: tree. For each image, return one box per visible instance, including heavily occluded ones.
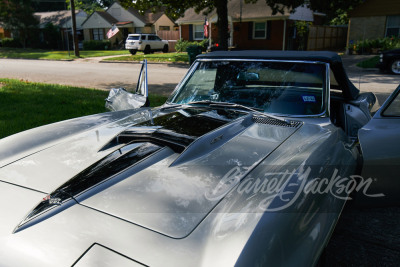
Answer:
[263,0,363,24]
[118,0,364,51]
[65,0,113,14]
[0,0,38,47]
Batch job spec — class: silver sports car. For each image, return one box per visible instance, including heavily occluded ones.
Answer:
[0,51,399,266]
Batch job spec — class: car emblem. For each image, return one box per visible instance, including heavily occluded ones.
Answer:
[210,134,223,144]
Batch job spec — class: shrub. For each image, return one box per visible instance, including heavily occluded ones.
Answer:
[1,38,22,48]
[83,40,111,50]
[175,39,209,52]
[353,37,400,54]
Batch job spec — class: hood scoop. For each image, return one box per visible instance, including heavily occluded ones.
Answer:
[106,108,245,153]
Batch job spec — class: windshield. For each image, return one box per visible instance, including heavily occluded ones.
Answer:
[168,60,327,116]
[127,36,140,40]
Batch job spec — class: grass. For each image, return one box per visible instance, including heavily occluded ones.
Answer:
[356,56,380,68]
[0,47,130,60]
[104,52,189,63]
[0,79,167,139]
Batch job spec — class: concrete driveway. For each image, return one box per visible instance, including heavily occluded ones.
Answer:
[342,54,400,104]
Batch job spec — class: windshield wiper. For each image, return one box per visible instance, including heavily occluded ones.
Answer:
[186,100,290,124]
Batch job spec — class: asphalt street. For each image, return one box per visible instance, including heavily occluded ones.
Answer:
[0,57,188,96]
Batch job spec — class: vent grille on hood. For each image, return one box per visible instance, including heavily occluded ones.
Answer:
[252,115,302,128]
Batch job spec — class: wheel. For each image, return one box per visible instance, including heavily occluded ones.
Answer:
[390,59,400,75]
[143,45,151,54]
[162,44,169,53]
[129,49,137,55]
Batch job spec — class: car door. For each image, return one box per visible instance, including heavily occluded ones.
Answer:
[154,35,164,49]
[357,85,400,206]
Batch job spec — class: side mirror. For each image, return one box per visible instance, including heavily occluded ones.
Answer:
[105,60,150,111]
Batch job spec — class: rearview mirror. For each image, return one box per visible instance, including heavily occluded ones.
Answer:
[237,72,260,81]
[105,60,150,111]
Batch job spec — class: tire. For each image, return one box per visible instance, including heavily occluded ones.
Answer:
[162,44,169,53]
[129,49,137,55]
[143,45,151,54]
[390,59,400,75]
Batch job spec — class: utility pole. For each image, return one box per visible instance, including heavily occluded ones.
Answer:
[70,0,80,57]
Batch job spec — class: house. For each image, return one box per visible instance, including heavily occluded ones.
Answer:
[347,0,400,48]
[81,2,176,47]
[176,0,325,50]
[34,10,87,49]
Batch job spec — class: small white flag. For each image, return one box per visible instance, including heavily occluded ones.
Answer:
[107,25,119,39]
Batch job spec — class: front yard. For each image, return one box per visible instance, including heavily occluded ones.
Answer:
[103,52,189,63]
[0,47,130,60]
[0,47,189,62]
[0,79,167,139]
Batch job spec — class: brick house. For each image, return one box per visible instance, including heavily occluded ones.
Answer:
[347,0,400,48]
[176,0,325,50]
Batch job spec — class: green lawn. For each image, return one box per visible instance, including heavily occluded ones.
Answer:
[0,79,167,139]
[356,56,380,68]
[0,47,130,60]
[104,52,189,63]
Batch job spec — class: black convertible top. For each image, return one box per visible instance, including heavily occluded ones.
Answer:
[197,50,359,100]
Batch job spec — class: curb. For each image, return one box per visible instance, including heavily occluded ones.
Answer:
[99,60,189,66]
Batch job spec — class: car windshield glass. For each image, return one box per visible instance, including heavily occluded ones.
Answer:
[168,60,326,116]
[127,36,140,40]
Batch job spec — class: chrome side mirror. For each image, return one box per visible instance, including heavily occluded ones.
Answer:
[105,60,150,111]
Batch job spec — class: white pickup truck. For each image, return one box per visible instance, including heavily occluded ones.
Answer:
[125,33,169,55]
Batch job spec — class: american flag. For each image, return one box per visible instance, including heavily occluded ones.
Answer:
[204,17,209,38]
[106,25,119,39]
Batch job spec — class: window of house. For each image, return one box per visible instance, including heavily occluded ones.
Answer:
[386,15,400,37]
[253,22,266,39]
[92,28,104,40]
[159,26,170,31]
[194,24,204,40]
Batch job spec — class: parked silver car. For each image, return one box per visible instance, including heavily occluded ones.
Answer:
[0,51,399,266]
[125,33,169,55]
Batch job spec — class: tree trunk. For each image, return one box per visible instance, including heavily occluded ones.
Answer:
[216,0,228,50]
[70,0,80,57]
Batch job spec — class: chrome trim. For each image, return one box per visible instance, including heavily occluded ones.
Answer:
[326,62,331,118]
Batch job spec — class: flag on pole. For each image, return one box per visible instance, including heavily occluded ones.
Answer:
[107,24,119,39]
[204,17,209,38]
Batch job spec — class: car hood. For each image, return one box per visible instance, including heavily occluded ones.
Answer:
[0,107,301,238]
